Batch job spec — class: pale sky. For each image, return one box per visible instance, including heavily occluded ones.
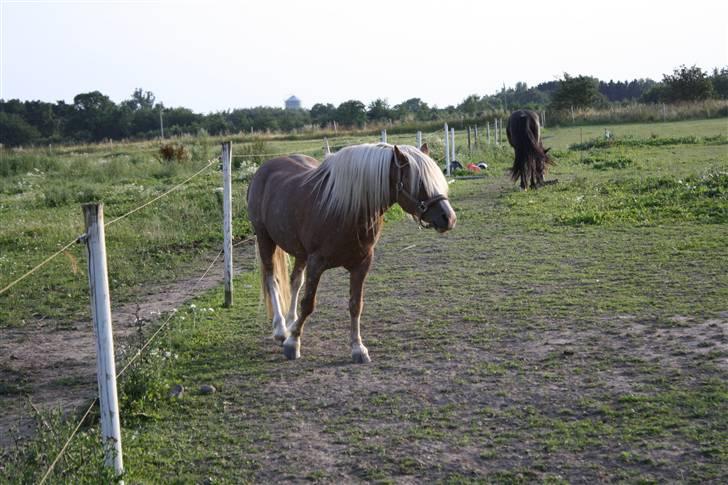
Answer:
[1,0,727,112]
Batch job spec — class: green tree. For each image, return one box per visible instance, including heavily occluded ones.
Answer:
[335,100,366,127]
[662,65,713,102]
[392,98,431,121]
[0,112,41,147]
[710,67,728,99]
[310,103,336,127]
[68,91,119,141]
[458,95,482,116]
[550,74,605,110]
[366,98,391,122]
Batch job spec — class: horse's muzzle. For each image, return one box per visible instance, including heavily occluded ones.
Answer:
[428,200,456,233]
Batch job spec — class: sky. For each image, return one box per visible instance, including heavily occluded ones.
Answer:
[1,0,727,113]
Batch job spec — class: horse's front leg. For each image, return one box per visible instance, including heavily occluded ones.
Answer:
[349,256,373,364]
[283,257,324,360]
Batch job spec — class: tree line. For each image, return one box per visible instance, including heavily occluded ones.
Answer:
[1,65,726,147]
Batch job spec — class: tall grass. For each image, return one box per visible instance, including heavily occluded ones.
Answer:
[547,100,728,126]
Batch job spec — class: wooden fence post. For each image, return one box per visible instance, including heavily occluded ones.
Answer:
[82,203,124,479]
[467,126,471,152]
[474,125,479,148]
[416,131,422,149]
[324,137,331,155]
[444,123,450,175]
[221,142,233,307]
[381,129,387,144]
[487,122,491,145]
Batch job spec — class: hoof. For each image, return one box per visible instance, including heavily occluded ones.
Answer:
[283,336,301,360]
[352,346,371,364]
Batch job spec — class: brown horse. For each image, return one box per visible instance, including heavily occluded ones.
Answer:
[247,143,456,363]
[506,109,555,190]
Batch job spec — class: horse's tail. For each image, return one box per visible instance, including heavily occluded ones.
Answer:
[510,112,550,183]
[257,242,291,320]
[509,114,532,183]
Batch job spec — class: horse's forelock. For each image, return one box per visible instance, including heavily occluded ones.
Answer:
[396,145,449,198]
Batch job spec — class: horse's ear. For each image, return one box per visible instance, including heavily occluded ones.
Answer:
[393,145,409,164]
[420,143,429,155]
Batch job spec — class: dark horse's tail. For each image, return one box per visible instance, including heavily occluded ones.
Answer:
[508,111,553,189]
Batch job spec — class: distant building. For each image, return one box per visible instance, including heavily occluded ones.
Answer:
[285,95,302,110]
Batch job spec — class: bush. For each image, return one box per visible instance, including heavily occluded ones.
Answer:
[158,142,189,163]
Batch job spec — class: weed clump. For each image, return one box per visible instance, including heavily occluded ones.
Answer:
[158,143,189,163]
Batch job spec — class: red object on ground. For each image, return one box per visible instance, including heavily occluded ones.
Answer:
[466,163,481,173]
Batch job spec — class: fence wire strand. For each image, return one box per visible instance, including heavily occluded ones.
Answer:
[1,158,218,298]
[0,238,81,297]
[19,131,446,480]
[38,234,257,482]
[105,158,217,227]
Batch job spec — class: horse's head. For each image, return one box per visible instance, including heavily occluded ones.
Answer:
[391,144,456,233]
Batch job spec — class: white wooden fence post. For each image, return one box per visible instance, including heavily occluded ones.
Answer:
[416,131,422,149]
[324,137,331,155]
[221,142,233,308]
[474,125,479,148]
[494,119,498,145]
[444,123,450,176]
[381,129,387,144]
[82,203,124,479]
[450,127,456,161]
[487,122,491,145]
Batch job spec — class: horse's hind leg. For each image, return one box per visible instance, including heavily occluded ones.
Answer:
[349,256,373,364]
[257,232,288,343]
[285,258,306,331]
[283,256,325,360]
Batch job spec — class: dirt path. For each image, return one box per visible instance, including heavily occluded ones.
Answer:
[0,243,257,448]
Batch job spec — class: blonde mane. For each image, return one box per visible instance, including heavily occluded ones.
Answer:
[305,143,448,223]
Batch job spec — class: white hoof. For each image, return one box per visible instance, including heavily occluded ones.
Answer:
[283,336,301,360]
[352,344,371,364]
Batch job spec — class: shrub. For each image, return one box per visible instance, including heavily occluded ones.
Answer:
[158,142,189,163]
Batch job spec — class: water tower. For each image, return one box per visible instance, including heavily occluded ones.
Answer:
[285,95,302,110]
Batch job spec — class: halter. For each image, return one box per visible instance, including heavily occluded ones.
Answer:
[393,155,449,229]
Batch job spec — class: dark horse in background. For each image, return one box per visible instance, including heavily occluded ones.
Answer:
[506,109,555,190]
[247,143,456,363]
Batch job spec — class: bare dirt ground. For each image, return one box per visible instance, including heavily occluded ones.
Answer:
[0,244,257,448]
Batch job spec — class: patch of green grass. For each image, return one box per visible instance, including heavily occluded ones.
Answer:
[569,133,728,151]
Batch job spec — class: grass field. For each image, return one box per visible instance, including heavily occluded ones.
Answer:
[1,118,727,483]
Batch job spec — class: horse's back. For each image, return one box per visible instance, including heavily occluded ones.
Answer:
[248,155,318,207]
[507,110,540,146]
[247,155,320,255]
